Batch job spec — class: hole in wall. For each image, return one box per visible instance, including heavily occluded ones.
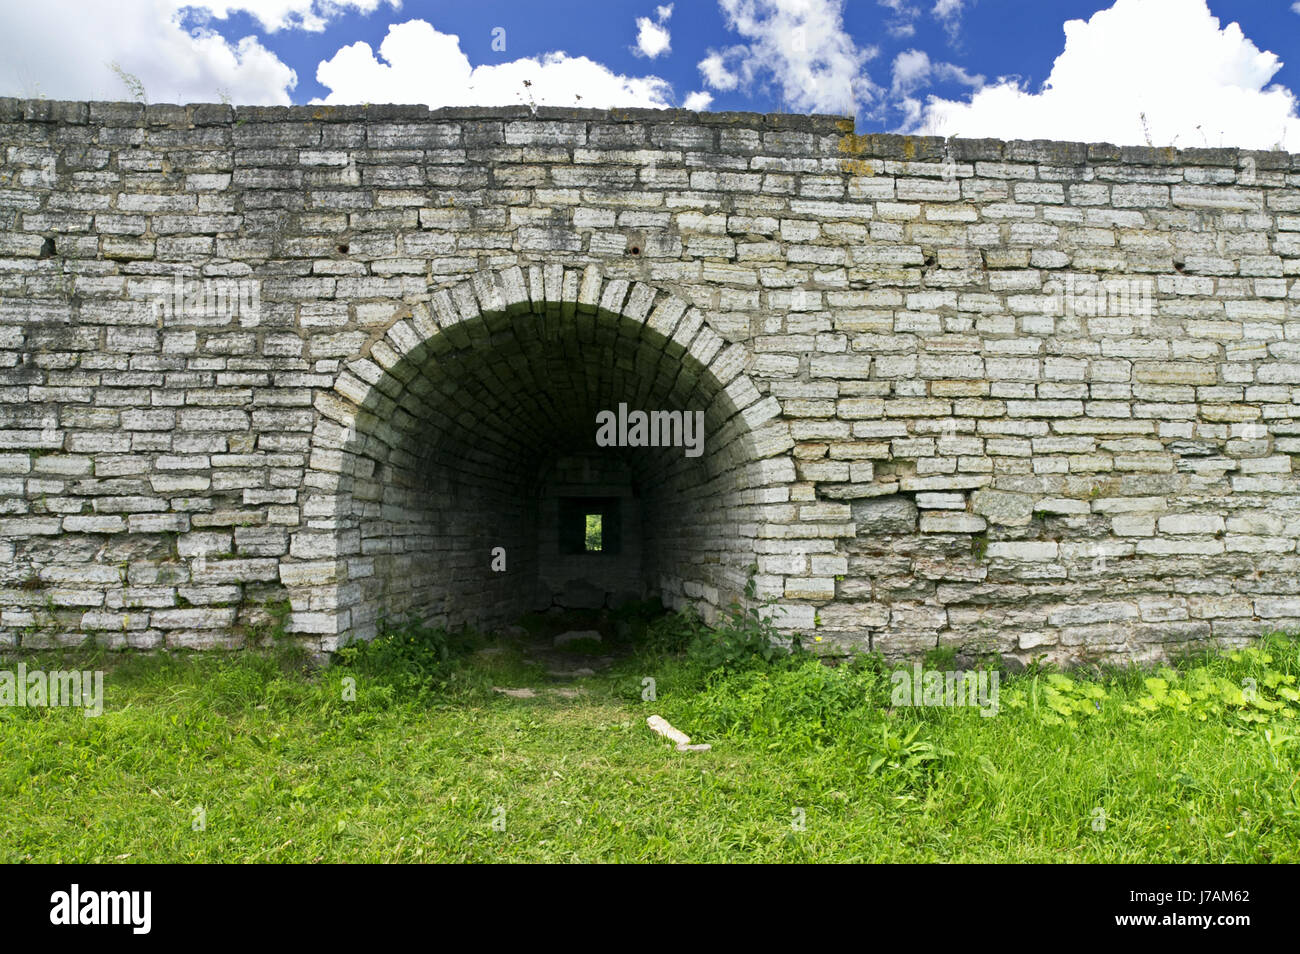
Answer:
[38,237,55,259]
[321,303,760,638]
[559,496,621,555]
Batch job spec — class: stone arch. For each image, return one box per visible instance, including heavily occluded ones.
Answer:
[283,264,797,649]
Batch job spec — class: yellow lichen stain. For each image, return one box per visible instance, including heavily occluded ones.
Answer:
[839,158,875,177]
[838,133,871,156]
[312,107,338,120]
[835,118,855,134]
[902,137,916,160]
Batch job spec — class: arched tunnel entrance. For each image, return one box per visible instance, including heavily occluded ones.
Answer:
[288,267,792,646]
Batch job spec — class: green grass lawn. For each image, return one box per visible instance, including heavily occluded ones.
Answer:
[2,616,1298,863]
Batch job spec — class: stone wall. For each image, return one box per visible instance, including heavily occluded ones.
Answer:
[1,97,1298,665]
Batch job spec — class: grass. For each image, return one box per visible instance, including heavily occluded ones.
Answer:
[1,617,1298,863]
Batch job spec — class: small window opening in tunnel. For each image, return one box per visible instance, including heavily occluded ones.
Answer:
[559,496,621,556]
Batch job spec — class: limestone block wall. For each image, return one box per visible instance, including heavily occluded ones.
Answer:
[1,96,1298,665]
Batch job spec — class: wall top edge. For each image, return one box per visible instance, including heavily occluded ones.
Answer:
[1,96,1298,168]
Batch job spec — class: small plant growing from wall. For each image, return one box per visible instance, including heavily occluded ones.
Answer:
[108,62,147,104]
[245,598,293,647]
[686,570,805,673]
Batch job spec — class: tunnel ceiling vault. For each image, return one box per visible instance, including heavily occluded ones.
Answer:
[387,307,732,477]
[286,264,804,642]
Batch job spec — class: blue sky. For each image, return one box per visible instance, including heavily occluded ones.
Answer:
[2,1,1299,148]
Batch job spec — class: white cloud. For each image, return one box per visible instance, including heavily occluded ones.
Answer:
[877,0,919,37]
[636,19,672,58]
[1293,2,1300,14]
[683,90,714,110]
[931,0,968,39]
[698,0,878,114]
[891,49,981,95]
[891,48,981,130]
[191,1,400,33]
[314,19,674,109]
[635,5,673,59]
[879,0,967,41]
[699,51,739,91]
[917,0,1300,149]
[0,0,297,104]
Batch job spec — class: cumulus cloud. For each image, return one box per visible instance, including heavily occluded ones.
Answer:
[698,51,738,91]
[891,48,982,129]
[0,0,297,104]
[190,0,400,33]
[683,90,714,110]
[698,0,878,115]
[917,0,1300,149]
[892,49,980,94]
[635,4,673,59]
[314,19,674,109]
